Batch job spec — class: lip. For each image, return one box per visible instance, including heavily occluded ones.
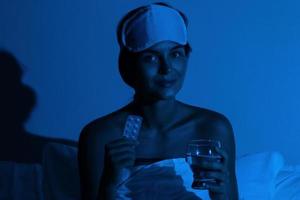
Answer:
[156,79,177,88]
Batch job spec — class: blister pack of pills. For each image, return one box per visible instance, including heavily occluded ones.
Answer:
[123,115,143,140]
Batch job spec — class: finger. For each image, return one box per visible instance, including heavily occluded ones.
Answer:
[195,161,224,171]
[106,138,139,148]
[106,144,136,152]
[110,154,136,166]
[108,147,135,157]
[202,171,229,183]
[111,160,135,170]
[207,181,226,194]
[214,147,228,164]
[107,138,139,146]
[117,157,136,168]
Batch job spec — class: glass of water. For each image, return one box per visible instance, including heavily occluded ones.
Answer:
[185,139,222,189]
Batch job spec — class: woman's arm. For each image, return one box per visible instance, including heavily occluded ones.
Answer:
[78,122,139,200]
[78,124,107,200]
[208,114,239,200]
[194,111,239,200]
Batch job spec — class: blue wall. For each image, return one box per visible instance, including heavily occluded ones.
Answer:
[1,0,299,164]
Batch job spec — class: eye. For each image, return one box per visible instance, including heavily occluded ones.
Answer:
[171,50,185,58]
[143,54,159,63]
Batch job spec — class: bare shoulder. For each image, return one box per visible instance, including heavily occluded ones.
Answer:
[77,107,129,199]
[78,107,129,149]
[179,101,238,198]
[182,102,236,168]
[179,101,234,144]
[180,101,232,126]
[78,106,124,166]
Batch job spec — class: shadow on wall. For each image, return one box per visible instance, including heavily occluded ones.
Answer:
[0,50,77,164]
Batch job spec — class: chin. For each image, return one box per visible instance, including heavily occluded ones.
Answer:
[155,90,177,100]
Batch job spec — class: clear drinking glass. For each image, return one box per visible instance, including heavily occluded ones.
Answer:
[185,139,222,189]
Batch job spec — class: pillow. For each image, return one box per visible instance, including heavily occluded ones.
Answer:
[236,151,284,200]
[42,142,80,200]
[273,165,300,200]
[0,161,43,200]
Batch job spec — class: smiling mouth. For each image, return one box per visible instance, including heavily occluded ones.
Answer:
[157,79,177,88]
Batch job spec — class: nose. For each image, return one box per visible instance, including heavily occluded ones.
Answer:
[158,57,172,75]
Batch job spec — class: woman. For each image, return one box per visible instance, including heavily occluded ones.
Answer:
[78,2,239,200]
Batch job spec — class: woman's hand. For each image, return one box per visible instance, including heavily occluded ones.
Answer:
[104,137,139,185]
[197,147,230,200]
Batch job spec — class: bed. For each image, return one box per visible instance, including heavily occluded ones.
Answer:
[0,142,299,200]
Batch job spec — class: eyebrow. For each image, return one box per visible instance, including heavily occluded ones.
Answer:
[141,45,185,54]
[171,45,185,51]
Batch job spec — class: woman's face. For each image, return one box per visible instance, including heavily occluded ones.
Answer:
[133,41,189,100]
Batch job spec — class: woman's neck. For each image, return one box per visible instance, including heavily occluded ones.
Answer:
[129,95,178,131]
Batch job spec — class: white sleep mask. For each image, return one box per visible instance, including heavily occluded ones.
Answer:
[120,4,188,52]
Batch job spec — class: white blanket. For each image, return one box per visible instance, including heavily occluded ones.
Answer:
[115,158,210,200]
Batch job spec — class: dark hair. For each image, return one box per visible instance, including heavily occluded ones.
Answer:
[117,2,192,87]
